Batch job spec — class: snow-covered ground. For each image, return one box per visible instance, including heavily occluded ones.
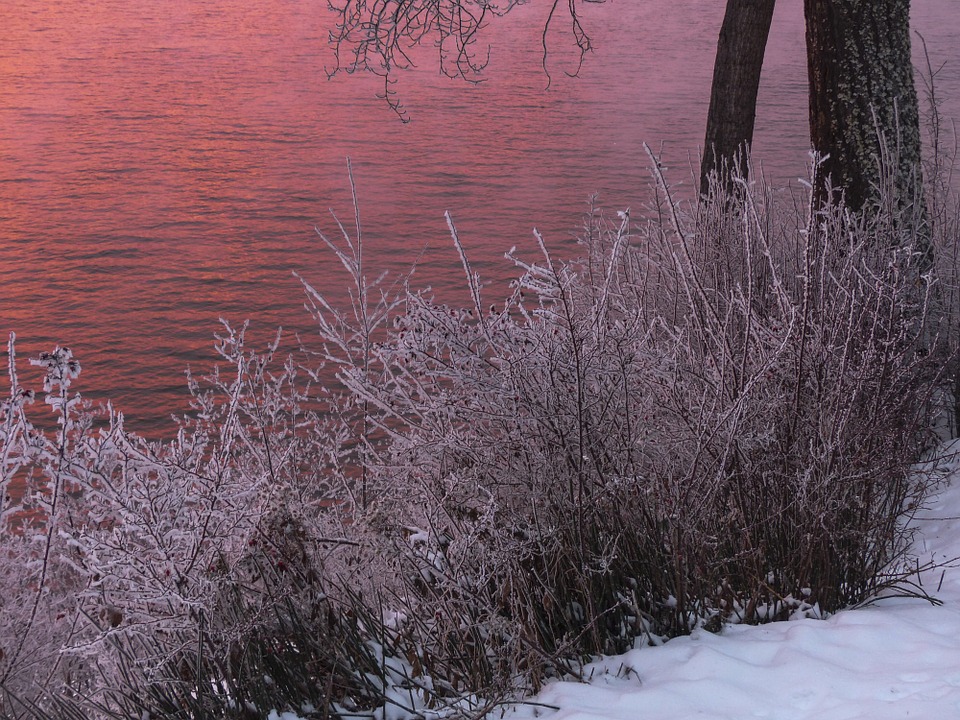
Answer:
[511,450,960,720]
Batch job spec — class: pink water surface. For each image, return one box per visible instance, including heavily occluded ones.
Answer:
[0,0,956,433]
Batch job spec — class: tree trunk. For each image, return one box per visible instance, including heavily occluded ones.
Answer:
[700,0,777,196]
[804,0,922,211]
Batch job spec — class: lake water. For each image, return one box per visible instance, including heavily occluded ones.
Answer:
[1,0,958,433]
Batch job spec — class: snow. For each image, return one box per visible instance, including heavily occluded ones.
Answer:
[269,712,310,720]
[272,448,960,720]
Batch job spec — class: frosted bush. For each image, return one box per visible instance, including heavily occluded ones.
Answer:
[0,155,956,718]
[300,154,954,695]
[0,323,389,718]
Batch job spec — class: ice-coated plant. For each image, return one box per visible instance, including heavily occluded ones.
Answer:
[0,322,390,718]
[0,149,957,718]
[308,151,955,684]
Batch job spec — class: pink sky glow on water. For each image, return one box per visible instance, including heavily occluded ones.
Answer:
[0,0,957,433]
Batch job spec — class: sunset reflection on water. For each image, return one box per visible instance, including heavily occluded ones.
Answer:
[0,0,956,434]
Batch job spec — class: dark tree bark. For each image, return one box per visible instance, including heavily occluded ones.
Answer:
[804,0,922,211]
[700,0,777,196]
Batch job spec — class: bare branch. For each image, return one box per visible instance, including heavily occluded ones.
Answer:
[327,0,597,115]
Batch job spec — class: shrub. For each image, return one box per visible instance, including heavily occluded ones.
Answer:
[0,154,955,717]
[0,327,391,718]
[304,153,954,693]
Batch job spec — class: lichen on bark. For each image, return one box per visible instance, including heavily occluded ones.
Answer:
[804,0,922,212]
